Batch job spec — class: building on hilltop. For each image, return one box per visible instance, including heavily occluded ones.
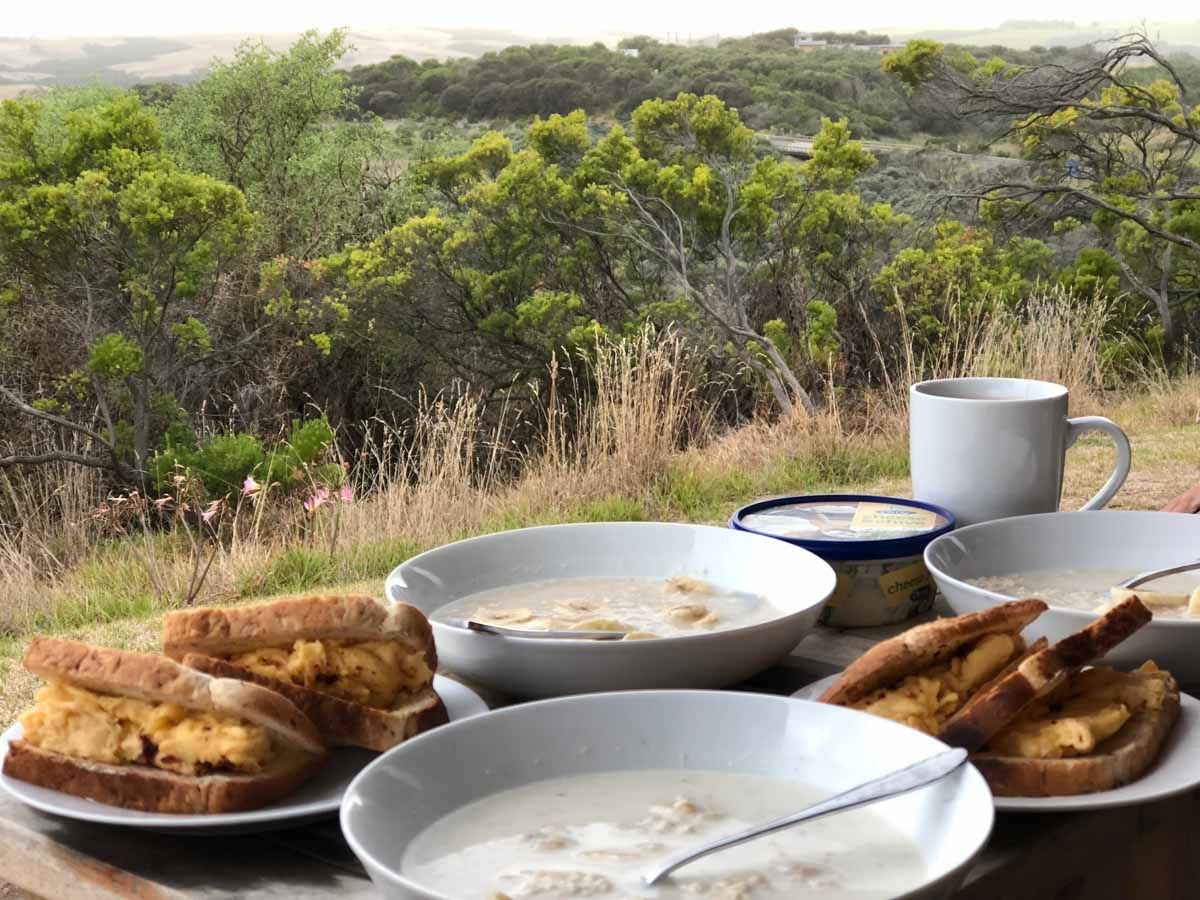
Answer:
[793,34,905,55]
[792,35,828,50]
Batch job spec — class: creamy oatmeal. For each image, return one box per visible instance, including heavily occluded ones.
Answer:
[401,769,927,899]
[969,568,1200,619]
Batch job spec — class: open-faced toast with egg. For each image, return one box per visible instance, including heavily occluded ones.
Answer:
[3,638,327,813]
[162,595,447,752]
[817,599,1049,736]
[940,596,1179,796]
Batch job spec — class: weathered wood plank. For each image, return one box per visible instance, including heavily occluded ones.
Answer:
[960,788,1200,898]
[0,793,375,899]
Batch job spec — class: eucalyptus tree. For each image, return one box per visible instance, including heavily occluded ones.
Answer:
[0,89,254,480]
[884,35,1200,351]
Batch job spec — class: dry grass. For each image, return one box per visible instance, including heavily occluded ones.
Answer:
[0,330,709,637]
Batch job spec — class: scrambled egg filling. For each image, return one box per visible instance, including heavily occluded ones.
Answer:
[20,681,274,776]
[852,633,1018,734]
[987,662,1169,759]
[229,639,432,708]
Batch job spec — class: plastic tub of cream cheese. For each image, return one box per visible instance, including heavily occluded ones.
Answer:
[730,494,955,627]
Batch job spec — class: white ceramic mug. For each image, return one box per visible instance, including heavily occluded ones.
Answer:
[910,377,1131,527]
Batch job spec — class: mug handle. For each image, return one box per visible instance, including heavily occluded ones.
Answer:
[1066,416,1131,510]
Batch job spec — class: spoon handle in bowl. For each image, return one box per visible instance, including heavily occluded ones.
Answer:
[441,618,630,640]
[1118,559,1200,590]
[642,747,969,887]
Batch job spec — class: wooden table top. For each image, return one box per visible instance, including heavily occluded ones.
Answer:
[3,608,1196,899]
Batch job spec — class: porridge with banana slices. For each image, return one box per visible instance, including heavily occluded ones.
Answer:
[969,568,1200,619]
[433,576,775,639]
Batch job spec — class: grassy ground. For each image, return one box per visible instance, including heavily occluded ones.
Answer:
[2,378,1196,728]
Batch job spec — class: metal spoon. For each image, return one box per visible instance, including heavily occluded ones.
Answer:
[1117,558,1200,590]
[441,618,632,640]
[642,747,969,887]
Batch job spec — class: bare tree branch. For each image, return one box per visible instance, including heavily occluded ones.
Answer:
[0,451,115,469]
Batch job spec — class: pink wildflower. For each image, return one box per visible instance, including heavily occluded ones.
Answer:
[201,500,222,523]
[338,485,354,504]
[303,493,326,513]
[242,475,261,496]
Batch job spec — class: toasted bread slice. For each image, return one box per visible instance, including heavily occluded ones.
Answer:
[161,594,438,671]
[971,674,1180,796]
[939,596,1153,751]
[164,595,445,751]
[183,653,449,751]
[4,638,327,813]
[21,637,323,752]
[817,599,1047,706]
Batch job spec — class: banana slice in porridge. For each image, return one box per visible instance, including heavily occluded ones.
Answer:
[667,603,711,623]
[570,618,632,632]
[477,607,535,624]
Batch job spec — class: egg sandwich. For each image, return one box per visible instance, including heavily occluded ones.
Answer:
[817,599,1049,736]
[3,638,327,813]
[162,595,447,751]
[940,596,1178,796]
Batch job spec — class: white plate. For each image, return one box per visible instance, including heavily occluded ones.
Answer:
[993,692,1200,812]
[792,671,841,701]
[792,673,1200,813]
[0,675,486,832]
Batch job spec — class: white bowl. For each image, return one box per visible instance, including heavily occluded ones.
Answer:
[385,522,835,698]
[926,511,1200,684]
[340,691,994,900]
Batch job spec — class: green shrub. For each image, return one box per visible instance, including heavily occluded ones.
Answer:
[245,546,337,596]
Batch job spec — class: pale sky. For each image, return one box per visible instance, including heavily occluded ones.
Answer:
[4,1,1200,39]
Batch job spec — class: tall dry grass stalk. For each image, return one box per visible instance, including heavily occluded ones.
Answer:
[866,287,1117,436]
[888,287,1110,399]
[222,328,711,608]
[545,330,711,481]
[0,429,109,632]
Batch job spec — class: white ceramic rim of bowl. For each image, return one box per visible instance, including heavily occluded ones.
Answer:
[924,510,1200,629]
[911,376,1068,402]
[390,521,836,646]
[339,690,995,900]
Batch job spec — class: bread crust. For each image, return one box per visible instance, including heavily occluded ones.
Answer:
[182,654,449,751]
[22,638,323,754]
[970,676,1180,796]
[161,595,437,671]
[939,597,1153,751]
[2,740,327,814]
[817,599,1047,706]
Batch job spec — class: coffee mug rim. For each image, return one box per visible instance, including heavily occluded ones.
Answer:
[910,376,1068,403]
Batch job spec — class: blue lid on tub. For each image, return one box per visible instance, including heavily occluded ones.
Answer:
[730,494,955,561]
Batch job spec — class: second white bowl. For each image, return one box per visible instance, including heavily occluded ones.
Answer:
[926,511,1200,684]
[385,522,835,698]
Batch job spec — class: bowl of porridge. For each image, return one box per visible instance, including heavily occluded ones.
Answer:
[385,522,836,698]
[341,691,994,900]
[925,511,1200,684]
